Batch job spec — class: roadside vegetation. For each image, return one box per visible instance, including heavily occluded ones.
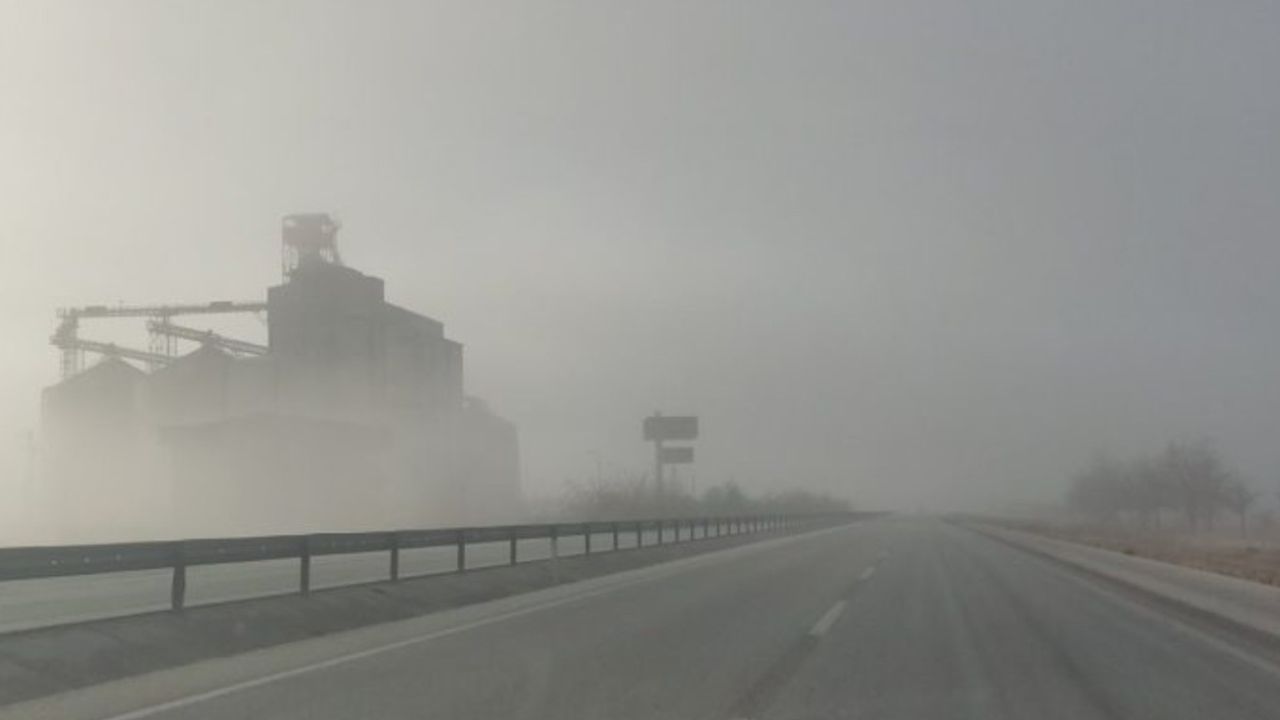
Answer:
[559,472,852,521]
[1002,438,1280,587]
[1066,439,1259,534]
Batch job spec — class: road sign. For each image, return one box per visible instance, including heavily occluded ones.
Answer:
[644,415,698,442]
[660,446,694,464]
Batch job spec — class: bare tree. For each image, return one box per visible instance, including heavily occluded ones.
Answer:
[1131,456,1173,529]
[1221,480,1257,536]
[1065,439,1237,533]
[1160,440,1231,532]
[1067,455,1126,524]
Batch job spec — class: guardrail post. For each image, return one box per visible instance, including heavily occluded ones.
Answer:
[636,521,643,548]
[612,522,619,551]
[389,532,400,582]
[509,527,518,565]
[456,529,467,573]
[584,525,592,555]
[170,542,186,611]
[674,519,681,542]
[550,525,560,582]
[299,537,311,595]
[657,520,664,545]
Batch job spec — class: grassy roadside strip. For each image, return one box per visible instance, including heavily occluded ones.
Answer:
[951,514,1280,589]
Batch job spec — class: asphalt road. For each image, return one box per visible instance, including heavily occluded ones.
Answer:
[13,517,1280,720]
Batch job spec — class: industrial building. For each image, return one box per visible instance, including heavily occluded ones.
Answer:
[40,215,522,540]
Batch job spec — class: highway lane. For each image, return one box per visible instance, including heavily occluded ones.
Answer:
[11,518,1280,720]
[762,521,1280,719]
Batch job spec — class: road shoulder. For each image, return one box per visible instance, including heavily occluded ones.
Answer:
[0,522,855,718]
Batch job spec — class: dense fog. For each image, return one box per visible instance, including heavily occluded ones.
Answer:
[3,1,1280,543]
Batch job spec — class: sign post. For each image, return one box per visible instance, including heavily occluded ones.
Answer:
[643,413,698,509]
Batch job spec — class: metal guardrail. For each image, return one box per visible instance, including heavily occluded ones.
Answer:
[0,513,851,612]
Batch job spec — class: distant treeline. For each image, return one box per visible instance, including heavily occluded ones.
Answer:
[1066,439,1257,532]
[560,472,852,520]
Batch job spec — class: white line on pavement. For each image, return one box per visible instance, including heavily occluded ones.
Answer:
[809,600,846,637]
[77,523,860,720]
[101,580,638,720]
[859,566,876,581]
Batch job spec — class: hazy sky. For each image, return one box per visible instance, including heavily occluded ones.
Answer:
[3,1,1280,534]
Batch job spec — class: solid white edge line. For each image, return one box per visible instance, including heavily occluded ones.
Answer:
[102,578,635,720]
[859,566,876,581]
[90,522,860,720]
[808,600,846,637]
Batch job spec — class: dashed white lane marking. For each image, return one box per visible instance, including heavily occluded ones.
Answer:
[859,566,876,581]
[809,600,847,637]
